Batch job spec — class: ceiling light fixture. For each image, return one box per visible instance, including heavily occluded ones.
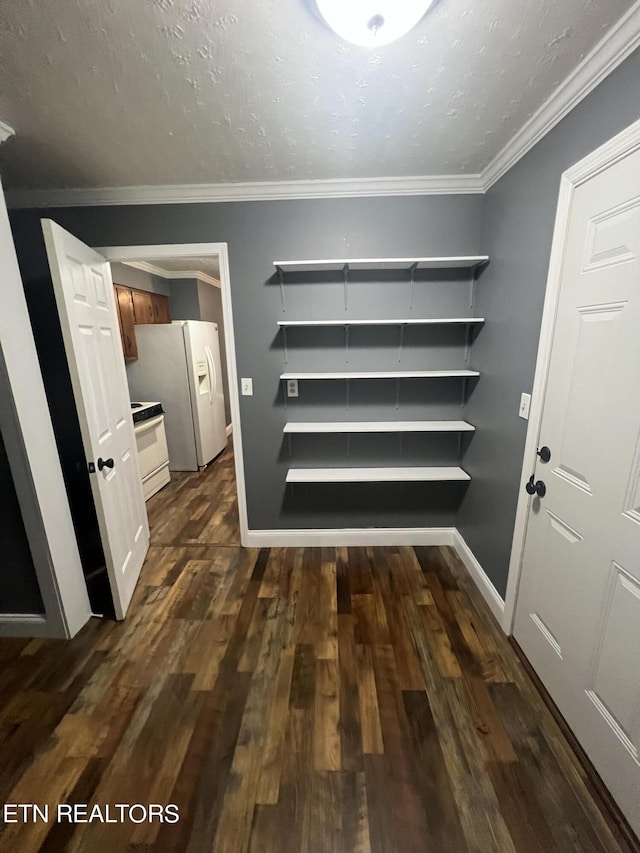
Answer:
[316,0,435,48]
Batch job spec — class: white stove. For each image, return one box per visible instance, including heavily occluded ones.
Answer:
[130,402,171,500]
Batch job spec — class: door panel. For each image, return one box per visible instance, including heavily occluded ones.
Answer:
[514,149,640,834]
[42,220,149,620]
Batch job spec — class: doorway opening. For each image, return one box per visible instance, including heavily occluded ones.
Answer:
[98,241,249,551]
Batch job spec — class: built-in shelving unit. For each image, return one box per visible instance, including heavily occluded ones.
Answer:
[286,467,471,483]
[283,421,475,434]
[274,255,487,494]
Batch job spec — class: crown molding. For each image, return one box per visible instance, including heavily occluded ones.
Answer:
[123,259,221,288]
[3,173,485,209]
[481,0,640,190]
[0,119,15,145]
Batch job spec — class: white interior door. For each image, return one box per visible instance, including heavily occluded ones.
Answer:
[514,150,640,833]
[42,220,149,620]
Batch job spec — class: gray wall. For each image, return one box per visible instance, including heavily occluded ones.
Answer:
[198,281,231,427]
[10,195,483,532]
[168,277,200,320]
[110,262,169,295]
[458,47,640,597]
[0,428,44,613]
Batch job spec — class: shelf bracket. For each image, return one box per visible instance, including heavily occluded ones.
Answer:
[469,272,476,311]
[464,323,471,365]
[398,323,405,364]
[346,377,350,411]
[287,433,293,458]
[461,375,468,408]
[408,263,417,311]
[282,326,289,364]
[278,267,286,312]
[281,378,288,412]
[343,264,349,312]
[395,377,401,410]
[345,324,350,364]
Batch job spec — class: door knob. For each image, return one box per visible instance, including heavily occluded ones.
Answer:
[526,475,546,497]
[97,457,115,471]
[536,446,551,463]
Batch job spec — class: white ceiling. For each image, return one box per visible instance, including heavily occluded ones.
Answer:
[0,0,636,191]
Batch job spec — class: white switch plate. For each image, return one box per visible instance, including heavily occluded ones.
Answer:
[241,377,253,396]
[519,392,531,420]
[287,379,299,398]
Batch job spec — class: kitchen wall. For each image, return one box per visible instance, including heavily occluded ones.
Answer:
[10,194,484,534]
[167,277,200,320]
[458,46,640,598]
[110,262,169,295]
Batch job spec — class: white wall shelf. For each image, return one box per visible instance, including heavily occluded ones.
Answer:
[284,420,475,434]
[277,318,484,327]
[286,466,471,483]
[274,257,488,273]
[273,255,489,312]
[280,370,479,380]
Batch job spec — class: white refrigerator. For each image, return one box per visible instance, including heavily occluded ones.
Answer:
[127,321,227,471]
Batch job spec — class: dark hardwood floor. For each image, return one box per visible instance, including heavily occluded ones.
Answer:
[0,443,633,851]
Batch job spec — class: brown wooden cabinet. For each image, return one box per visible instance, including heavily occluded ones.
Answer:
[152,293,171,324]
[113,284,171,361]
[131,289,155,324]
[115,285,138,361]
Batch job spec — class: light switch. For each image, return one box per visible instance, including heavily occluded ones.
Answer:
[287,379,299,398]
[519,392,531,420]
[241,378,253,396]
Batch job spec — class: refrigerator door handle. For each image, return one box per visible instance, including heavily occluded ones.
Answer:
[205,345,216,405]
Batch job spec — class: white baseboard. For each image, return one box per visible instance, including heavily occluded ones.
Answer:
[0,613,50,638]
[451,530,505,625]
[243,527,456,548]
[226,423,233,437]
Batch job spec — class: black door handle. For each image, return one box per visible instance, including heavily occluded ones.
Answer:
[536,446,551,463]
[97,457,115,471]
[526,475,546,497]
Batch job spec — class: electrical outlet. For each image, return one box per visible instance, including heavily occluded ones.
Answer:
[241,378,253,396]
[287,379,299,398]
[519,392,531,420]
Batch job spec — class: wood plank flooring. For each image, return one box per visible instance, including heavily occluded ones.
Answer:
[0,444,634,852]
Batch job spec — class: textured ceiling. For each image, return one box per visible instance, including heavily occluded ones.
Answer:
[0,0,635,190]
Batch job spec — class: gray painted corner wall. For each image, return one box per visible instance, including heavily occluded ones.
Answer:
[0,429,44,613]
[197,281,231,426]
[458,46,640,598]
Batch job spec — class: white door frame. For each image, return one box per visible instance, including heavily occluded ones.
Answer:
[0,181,91,638]
[96,242,249,547]
[504,115,640,633]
